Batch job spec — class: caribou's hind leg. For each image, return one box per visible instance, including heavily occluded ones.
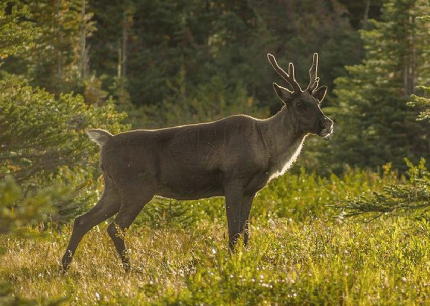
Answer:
[61,178,120,272]
[107,181,155,271]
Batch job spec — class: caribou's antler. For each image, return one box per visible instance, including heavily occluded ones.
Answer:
[268,53,321,93]
[267,53,302,93]
[306,53,320,92]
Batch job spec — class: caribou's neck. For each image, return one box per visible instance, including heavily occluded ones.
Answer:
[260,106,307,178]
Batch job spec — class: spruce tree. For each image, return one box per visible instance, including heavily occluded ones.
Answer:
[0,2,128,221]
[327,0,430,173]
[2,0,96,96]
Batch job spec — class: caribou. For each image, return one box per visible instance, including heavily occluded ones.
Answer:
[61,53,333,272]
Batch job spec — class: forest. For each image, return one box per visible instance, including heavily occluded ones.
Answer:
[1,0,430,305]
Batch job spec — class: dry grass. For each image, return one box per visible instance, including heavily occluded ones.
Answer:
[2,216,430,305]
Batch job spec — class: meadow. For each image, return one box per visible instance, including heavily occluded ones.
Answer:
[2,167,430,305]
[3,1,430,305]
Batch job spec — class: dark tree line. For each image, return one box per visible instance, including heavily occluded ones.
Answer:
[3,0,367,108]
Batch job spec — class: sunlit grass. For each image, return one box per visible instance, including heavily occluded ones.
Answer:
[0,165,423,305]
[2,216,430,305]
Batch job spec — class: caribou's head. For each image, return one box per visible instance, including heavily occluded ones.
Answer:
[267,53,333,139]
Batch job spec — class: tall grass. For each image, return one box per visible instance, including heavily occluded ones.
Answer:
[3,167,429,305]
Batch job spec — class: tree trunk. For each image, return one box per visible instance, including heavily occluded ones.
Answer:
[81,0,87,81]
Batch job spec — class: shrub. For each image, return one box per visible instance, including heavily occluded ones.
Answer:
[0,73,128,222]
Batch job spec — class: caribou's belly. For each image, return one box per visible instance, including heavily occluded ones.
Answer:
[156,169,224,200]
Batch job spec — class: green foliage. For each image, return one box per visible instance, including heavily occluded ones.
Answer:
[341,29,430,219]
[4,0,95,94]
[0,1,40,60]
[342,159,430,220]
[409,85,430,122]
[162,218,430,305]
[257,166,397,222]
[0,175,61,235]
[1,0,101,99]
[0,73,128,222]
[327,0,430,173]
[0,175,66,305]
[133,74,267,128]
[87,0,361,114]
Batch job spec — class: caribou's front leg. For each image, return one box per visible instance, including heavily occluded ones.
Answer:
[224,184,245,251]
[240,192,256,246]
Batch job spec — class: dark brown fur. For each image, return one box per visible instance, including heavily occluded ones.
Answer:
[61,53,333,271]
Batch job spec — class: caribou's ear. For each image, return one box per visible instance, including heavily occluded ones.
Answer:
[273,83,294,104]
[312,85,327,103]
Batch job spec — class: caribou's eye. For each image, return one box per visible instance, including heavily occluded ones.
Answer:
[297,102,306,111]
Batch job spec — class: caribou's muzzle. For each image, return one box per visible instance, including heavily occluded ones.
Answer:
[319,117,334,139]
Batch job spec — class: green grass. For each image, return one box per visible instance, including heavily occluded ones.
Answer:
[2,218,430,305]
[2,167,429,305]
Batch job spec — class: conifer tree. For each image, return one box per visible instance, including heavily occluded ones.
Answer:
[2,0,96,96]
[0,1,39,60]
[342,14,430,220]
[0,1,127,221]
[88,0,360,120]
[327,0,430,173]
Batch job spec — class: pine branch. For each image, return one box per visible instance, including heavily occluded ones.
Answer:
[340,160,430,220]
